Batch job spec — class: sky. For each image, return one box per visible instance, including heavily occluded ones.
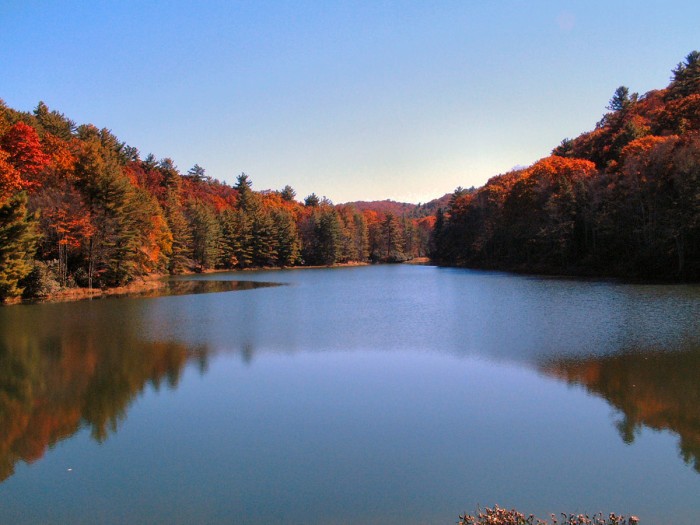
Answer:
[2,1,699,204]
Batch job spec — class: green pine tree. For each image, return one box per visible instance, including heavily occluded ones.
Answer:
[0,193,37,301]
[187,201,222,270]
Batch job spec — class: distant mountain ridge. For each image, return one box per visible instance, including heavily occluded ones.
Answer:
[342,193,451,218]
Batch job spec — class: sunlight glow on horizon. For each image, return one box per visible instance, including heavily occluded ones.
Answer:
[2,1,698,203]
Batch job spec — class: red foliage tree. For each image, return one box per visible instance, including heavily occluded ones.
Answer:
[0,122,50,182]
[0,149,24,203]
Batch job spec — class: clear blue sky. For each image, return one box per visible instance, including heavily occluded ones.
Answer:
[2,1,698,203]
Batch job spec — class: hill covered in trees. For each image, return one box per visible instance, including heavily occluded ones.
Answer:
[431,51,700,280]
[2,51,699,303]
[0,103,431,302]
[343,193,451,220]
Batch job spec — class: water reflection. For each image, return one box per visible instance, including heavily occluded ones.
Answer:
[0,303,211,482]
[0,278,283,480]
[1,266,699,524]
[99,279,282,300]
[541,344,700,472]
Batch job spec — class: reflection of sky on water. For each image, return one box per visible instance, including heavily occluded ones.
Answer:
[146,266,700,364]
[1,265,700,524]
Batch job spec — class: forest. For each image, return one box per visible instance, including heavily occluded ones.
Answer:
[0,100,434,302]
[431,51,700,280]
[1,52,699,302]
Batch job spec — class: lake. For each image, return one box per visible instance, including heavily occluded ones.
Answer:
[1,264,699,524]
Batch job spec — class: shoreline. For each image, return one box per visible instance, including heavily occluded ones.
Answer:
[4,261,373,306]
[7,256,692,307]
[6,273,171,306]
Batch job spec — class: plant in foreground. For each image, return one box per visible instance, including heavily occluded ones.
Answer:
[458,505,639,525]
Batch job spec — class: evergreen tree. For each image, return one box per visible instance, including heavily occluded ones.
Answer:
[272,209,300,266]
[304,193,320,207]
[280,185,296,202]
[232,174,276,266]
[352,211,370,261]
[402,217,417,259]
[0,193,37,301]
[186,164,208,182]
[312,208,342,265]
[235,173,254,207]
[249,203,277,267]
[75,140,143,286]
[187,201,221,270]
[669,50,700,99]
[157,158,182,201]
[142,153,159,171]
[336,207,355,262]
[553,138,574,157]
[163,194,192,273]
[335,206,368,262]
[122,187,172,274]
[107,184,143,285]
[33,101,75,140]
[381,213,405,262]
[219,208,242,268]
[430,208,446,260]
[607,86,633,112]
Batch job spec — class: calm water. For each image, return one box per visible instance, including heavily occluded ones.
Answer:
[1,265,699,524]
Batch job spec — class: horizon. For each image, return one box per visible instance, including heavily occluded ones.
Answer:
[2,1,699,203]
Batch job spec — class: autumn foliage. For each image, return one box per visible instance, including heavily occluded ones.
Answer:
[459,506,638,525]
[0,99,430,301]
[432,51,700,280]
[543,346,700,474]
[2,52,700,301]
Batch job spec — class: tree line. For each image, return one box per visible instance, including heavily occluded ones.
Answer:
[431,51,700,280]
[0,101,431,302]
[3,51,698,302]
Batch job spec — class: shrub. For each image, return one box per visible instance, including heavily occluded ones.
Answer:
[459,506,639,525]
[20,260,61,299]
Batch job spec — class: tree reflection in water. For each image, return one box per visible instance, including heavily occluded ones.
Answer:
[0,279,281,482]
[0,306,209,482]
[542,345,700,472]
[116,279,281,300]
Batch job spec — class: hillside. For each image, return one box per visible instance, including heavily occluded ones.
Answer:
[0,103,432,302]
[343,193,451,219]
[432,51,700,280]
[3,51,699,305]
